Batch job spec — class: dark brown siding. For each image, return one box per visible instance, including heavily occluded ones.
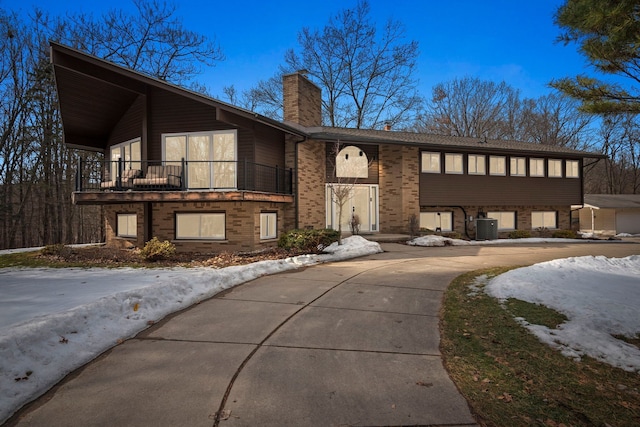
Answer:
[107,95,144,148]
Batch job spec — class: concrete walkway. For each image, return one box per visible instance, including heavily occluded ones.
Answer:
[8,241,639,427]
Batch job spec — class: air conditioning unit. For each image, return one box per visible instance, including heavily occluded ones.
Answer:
[476,218,498,240]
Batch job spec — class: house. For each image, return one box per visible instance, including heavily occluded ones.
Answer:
[573,194,640,236]
[51,42,605,252]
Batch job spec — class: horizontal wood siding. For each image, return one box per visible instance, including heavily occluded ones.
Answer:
[420,173,582,206]
[107,95,143,147]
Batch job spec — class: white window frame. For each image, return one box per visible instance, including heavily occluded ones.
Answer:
[489,156,506,176]
[109,138,141,179]
[510,157,526,176]
[419,212,453,232]
[487,211,516,231]
[162,130,237,190]
[530,158,545,177]
[548,159,563,178]
[421,152,441,173]
[175,213,226,240]
[566,160,579,178]
[116,213,137,238]
[445,153,463,174]
[260,212,277,240]
[531,211,557,229]
[468,154,486,175]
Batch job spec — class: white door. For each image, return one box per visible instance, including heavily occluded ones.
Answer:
[326,184,378,233]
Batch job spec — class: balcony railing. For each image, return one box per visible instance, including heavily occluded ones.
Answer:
[76,159,293,195]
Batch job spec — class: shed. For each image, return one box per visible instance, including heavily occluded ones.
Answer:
[573,194,640,235]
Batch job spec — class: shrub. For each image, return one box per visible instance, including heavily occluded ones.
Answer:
[552,229,577,239]
[278,229,340,253]
[508,230,531,239]
[408,214,420,238]
[140,237,176,261]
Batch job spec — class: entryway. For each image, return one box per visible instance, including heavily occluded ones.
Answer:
[325,184,379,233]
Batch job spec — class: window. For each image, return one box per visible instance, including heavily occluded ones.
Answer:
[510,157,526,176]
[531,211,557,229]
[487,211,516,230]
[260,212,277,240]
[419,212,453,232]
[116,213,137,238]
[530,158,545,177]
[489,156,506,176]
[548,159,563,177]
[421,152,441,173]
[337,146,369,178]
[176,213,225,239]
[445,153,463,174]
[163,130,237,189]
[109,138,141,179]
[566,160,579,178]
[468,154,486,175]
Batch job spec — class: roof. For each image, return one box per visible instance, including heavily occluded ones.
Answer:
[50,42,304,151]
[299,126,605,158]
[583,194,640,209]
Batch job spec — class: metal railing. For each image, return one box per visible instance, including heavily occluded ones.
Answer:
[75,159,293,195]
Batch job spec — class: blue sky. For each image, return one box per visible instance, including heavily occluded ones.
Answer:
[3,0,591,101]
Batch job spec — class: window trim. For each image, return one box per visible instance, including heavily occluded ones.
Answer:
[489,156,506,176]
[468,154,486,175]
[487,211,516,231]
[445,153,464,174]
[421,152,441,173]
[510,157,526,177]
[116,213,137,238]
[530,158,545,177]
[175,212,226,240]
[260,212,277,240]
[566,160,579,178]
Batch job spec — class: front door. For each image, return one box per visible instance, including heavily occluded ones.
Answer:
[326,184,378,233]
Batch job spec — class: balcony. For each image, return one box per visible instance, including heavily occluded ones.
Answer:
[73,159,294,205]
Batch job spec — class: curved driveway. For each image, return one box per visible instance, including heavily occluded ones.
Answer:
[10,242,639,427]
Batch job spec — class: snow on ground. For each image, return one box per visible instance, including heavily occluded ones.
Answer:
[485,255,640,372]
[408,235,592,247]
[0,236,382,424]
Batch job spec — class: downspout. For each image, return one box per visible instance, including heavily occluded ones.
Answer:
[422,205,472,240]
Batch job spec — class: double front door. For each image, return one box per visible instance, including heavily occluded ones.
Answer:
[325,184,379,233]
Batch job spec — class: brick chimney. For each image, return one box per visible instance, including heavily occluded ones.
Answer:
[283,71,322,127]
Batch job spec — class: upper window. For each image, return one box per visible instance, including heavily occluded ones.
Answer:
[548,159,563,177]
[489,156,506,176]
[420,212,453,232]
[510,157,526,176]
[421,152,441,173]
[487,211,516,231]
[530,158,545,177]
[260,212,277,240]
[116,213,137,238]
[531,211,557,229]
[109,138,141,179]
[566,160,579,178]
[163,130,237,189]
[336,146,369,178]
[176,213,226,240]
[468,154,486,175]
[445,153,463,174]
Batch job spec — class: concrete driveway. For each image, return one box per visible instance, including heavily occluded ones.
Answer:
[8,241,639,427]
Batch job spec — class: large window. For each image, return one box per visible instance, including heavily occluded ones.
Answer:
[510,157,526,176]
[548,159,563,177]
[109,138,141,179]
[445,153,463,174]
[566,160,579,178]
[532,211,557,229]
[530,158,545,177]
[468,154,485,175]
[176,213,226,239]
[163,130,237,189]
[421,152,441,173]
[420,212,453,232]
[116,213,137,238]
[489,156,506,176]
[260,213,277,239]
[487,211,516,230]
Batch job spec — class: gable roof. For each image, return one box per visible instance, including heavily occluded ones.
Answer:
[584,194,640,209]
[296,126,605,159]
